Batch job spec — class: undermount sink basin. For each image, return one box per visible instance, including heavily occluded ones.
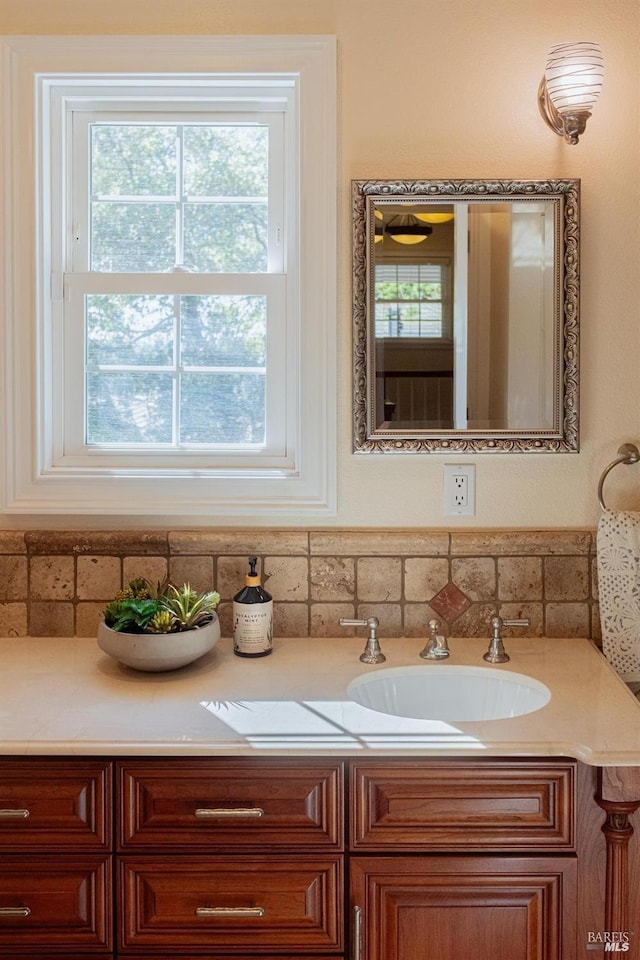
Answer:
[347,664,551,722]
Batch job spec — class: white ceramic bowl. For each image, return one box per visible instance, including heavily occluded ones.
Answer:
[97,616,220,672]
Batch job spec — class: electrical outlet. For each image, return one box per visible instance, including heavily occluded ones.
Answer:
[444,464,476,516]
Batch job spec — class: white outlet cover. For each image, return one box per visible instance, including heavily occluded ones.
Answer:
[443,463,476,516]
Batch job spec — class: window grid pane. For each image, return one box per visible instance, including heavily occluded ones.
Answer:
[374,262,450,338]
[90,122,269,273]
[85,294,267,447]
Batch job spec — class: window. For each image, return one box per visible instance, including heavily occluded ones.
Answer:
[374,262,452,339]
[0,36,336,516]
[66,112,285,458]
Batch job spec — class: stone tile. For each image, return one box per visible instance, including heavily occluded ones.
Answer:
[75,602,105,637]
[310,602,356,637]
[273,603,309,638]
[29,601,74,637]
[543,557,589,601]
[30,556,74,601]
[591,603,602,643]
[545,602,590,638]
[122,556,168,589]
[0,603,27,636]
[310,531,449,556]
[25,530,168,555]
[0,556,28,601]
[498,603,543,637]
[356,603,402,637]
[263,557,309,602]
[169,556,215,593]
[216,601,233,638]
[450,531,592,556]
[497,557,543,602]
[310,557,355,602]
[76,556,121,601]
[169,530,308,556]
[404,558,449,602]
[0,532,26,554]
[430,583,470,622]
[451,557,496,602]
[217,556,259,602]
[450,603,496,638]
[357,557,402,602]
[403,603,443,639]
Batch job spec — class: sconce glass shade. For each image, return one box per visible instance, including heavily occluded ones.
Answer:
[374,207,383,243]
[539,41,604,144]
[413,212,455,224]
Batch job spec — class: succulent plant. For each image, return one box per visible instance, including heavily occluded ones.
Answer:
[104,579,220,635]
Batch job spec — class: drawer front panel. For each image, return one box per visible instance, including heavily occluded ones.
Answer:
[351,759,575,851]
[0,855,112,950]
[0,759,112,851]
[120,855,343,952]
[118,759,343,850]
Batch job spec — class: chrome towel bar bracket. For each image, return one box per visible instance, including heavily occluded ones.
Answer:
[597,443,640,510]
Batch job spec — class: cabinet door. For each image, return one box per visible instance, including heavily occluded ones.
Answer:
[120,855,343,953]
[350,856,576,960]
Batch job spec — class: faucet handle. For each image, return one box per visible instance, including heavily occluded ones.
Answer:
[339,617,386,664]
[484,614,530,663]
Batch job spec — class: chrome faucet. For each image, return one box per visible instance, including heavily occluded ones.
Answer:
[419,618,450,660]
[483,614,530,664]
[339,616,386,664]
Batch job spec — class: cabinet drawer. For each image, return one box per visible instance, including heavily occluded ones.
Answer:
[120,855,343,952]
[351,759,575,851]
[0,855,112,951]
[0,759,112,851]
[118,758,343,850]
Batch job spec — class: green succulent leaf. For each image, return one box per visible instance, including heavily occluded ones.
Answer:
[104,580,219,634]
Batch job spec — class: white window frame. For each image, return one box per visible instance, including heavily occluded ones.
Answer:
[0,35,336,517]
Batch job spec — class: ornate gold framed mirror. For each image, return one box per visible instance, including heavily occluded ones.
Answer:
[352,179,580,453]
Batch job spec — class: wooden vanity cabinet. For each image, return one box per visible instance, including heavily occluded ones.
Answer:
[0,754,600,960]
[0,758,113,957]
[349,759,578,960]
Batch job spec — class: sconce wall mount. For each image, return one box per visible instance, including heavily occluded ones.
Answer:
[538,41,604,145]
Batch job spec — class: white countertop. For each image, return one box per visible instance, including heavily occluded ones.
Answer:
[1,634,639,765]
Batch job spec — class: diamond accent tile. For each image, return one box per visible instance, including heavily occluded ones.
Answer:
[430,582,470,621]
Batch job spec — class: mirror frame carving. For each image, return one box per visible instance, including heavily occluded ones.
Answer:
[351,178,580,453]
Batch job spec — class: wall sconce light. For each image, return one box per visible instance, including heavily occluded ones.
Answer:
[538,41,604,145]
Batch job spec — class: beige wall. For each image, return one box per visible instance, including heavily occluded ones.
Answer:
[2,0,639,530]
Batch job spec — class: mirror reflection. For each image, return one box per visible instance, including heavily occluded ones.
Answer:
[352,180,580,454]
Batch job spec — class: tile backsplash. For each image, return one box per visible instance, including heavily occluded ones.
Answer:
[0,529,600,641]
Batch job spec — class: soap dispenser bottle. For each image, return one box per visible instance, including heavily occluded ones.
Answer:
[233,556,273,658]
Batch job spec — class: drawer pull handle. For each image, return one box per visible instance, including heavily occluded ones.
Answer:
[352,905,362,960]
[0,907,31,918]
[196,906,265,918]
[195,807,264,819]
[0,809,30,819]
